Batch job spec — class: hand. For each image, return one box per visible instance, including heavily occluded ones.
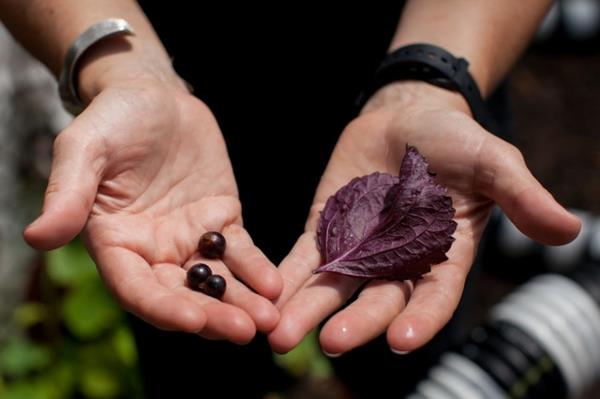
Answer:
[24,70,282,344]
[269,81,580,355]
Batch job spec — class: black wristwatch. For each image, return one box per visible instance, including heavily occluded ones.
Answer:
[358,43,496,132]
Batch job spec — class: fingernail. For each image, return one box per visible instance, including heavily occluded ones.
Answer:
[391,348,410,355]
[323,351,342,358]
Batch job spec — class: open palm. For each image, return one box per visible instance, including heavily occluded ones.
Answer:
[25,82,281,344]
[269,83,580,355]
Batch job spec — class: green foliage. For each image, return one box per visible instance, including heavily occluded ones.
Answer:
[0,239,143,399]
[45,242,99,286]
[2,238,332,399]
[0,336,51,378]
[80,367,121,399]
[112,327,138,367]
[273,330,333,379]
[13,303,48,329]
[0,379,57,399]
[61,280,122,340]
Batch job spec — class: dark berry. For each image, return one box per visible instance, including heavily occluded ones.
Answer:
[198,231,226,259]
[187,263,212,290]
[202,274,226,298]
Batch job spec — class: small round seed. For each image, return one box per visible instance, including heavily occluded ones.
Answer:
[187,263,212,290]
[198,231,226,259]
[202,274,226,298]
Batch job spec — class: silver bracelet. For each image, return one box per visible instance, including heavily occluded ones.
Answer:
[58,18,135,115]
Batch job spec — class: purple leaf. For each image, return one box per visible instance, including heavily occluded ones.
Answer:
[314,146,457,280]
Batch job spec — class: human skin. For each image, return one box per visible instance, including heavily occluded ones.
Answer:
[1,0,581,353]
[1,0,283,344]
[268,0,582,355]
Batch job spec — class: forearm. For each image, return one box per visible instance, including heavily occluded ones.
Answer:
[391,0,552,97]
[0,0,181,101]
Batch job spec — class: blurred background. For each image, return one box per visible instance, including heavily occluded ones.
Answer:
[0,1,599,398]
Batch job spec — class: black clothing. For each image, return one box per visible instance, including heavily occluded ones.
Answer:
[132,3,496,397]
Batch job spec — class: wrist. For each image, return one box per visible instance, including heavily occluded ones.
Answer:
[361,80,472,117]
[77,34,188,103]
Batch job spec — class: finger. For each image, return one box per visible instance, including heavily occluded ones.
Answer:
[185,196,242,234]
[221,224,282,300]
[319,280,412,356]
[95,247,207,333]
[386,263,467,353]
[387,230,475,353]
[268,273,363,354]
[478,136,580,245]
[275,231,323,308]
[153,264,256,344]
[183,258,279,333]
[163,196,241,261]
[24,113,105,250]
[270,229,359,353]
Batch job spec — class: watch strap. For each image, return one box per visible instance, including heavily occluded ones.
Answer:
[358,43,496,131]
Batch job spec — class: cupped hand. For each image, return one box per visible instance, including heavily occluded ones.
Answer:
[268,81,580,355]
[24,77,282,344]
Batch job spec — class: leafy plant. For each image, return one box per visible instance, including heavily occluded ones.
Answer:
[0,239,143,399]
[316,146,457,280]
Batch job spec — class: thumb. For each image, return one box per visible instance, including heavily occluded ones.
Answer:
[481,139,581,245]
[24,117,105,250]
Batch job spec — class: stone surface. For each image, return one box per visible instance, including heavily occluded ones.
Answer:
[0,24,71,339]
